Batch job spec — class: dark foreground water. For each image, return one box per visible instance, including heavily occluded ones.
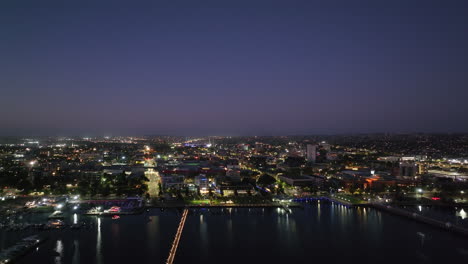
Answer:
[1,200,468,264]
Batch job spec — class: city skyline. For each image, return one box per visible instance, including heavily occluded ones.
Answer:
[1,0,468,135]
[1,1,468,263]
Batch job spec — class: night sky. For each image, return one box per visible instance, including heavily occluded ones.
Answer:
[1,0,467,136]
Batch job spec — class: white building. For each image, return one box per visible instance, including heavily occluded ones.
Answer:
[194,174,209,192]
[306,144,317,163]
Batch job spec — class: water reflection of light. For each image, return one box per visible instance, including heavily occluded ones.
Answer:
[458,209,467,219]
[200,211,208,252]
[418,205,422,212]
[317,201,321,222]
[73,213,78,224]
[72,240,79,264]
[55,240,63,264]
[200,214,203,223]
[147,215,159,247]
[339,205,346,226]
[97,217,102,264]
[227,219,233,248]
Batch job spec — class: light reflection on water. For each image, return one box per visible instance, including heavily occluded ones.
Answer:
[72,240,79,264]
[227,218,233,248]
[457,209,467,220]
[199,211,209,255]
[54,240,63,264]
[317,200,321,223]
[146,214,158,257]
[97,217,102,264]
[3,201,468,264]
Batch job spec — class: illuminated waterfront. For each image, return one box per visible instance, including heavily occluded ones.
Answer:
[1,201,467,263]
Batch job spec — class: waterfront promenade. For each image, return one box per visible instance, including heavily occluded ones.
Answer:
[372,203,468,237]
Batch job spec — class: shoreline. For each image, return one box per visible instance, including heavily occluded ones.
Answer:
[371,203,468,237]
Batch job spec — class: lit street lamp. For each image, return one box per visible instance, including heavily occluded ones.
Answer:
[417,188,423,199]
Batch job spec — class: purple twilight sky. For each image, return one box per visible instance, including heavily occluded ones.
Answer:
[1,0,467,136]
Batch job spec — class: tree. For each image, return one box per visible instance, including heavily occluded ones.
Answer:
[114,172,128,196]
[89,179,100,197]
[77,181,89,196]
[175,189,183,199]
[17,179,33,194]
[158,182,163,195]
[33,176,49,191]
[277,184,285,194]
[53,182,68,195]
[393,185,404,201]
[101,184,111,197]
[257,174,276,186]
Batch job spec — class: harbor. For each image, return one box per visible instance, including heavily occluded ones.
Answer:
[1,202,468,264]
[0,235,46,264]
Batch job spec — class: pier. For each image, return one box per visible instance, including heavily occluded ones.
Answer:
[372,203,468,237]
[293,196,361,207]
[151,203,303,209]
[166,209,189,264]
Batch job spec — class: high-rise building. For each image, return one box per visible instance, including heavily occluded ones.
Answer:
[320,141,331,152]
[306,144,317,163]
[195,174,209,192]
[399,161,418,177]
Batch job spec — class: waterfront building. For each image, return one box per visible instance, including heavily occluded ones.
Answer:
[194,174,209,193]
[160,174,185,189]
[279,174,325,187]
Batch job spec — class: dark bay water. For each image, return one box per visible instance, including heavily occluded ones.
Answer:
[2,200,468,264]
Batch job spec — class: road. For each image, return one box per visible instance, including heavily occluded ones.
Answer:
[145,170,160,197]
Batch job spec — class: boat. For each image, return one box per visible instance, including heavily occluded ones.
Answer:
[47,220,65,229]
[105,206,121,213]
[84,207,102,215]
[48,211,65,219]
